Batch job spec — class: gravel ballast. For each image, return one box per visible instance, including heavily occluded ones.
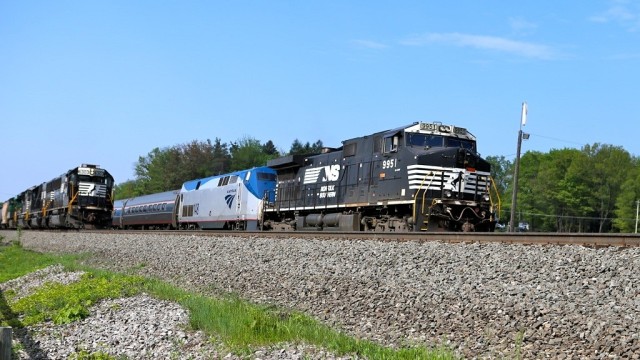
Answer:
[2,230,639,359]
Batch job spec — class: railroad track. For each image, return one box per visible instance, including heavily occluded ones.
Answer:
[81,230,640,247]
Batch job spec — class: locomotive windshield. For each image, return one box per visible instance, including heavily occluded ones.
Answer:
[446,138,476,151]
[407,133,444,148]
[406,133,476,151]
[77,175,113,186]
[257,172,277,181]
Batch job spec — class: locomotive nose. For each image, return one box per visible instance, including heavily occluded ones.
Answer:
[415,148,481,169]
[456,148,478,170]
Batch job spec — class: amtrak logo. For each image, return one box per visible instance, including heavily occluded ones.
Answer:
[224,194,235,208]
[303,165,341,184]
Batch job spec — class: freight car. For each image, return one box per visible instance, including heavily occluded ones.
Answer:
[112,166,277,231]
[262,122,498,232]
[1,164,114,229]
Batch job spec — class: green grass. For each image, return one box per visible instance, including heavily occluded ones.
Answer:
[0,237,77,283]
[0,235,457,359]
[145,279,455,359]
[11,272,144,325]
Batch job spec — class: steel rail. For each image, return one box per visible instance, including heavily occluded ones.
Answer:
[80,230,640,247]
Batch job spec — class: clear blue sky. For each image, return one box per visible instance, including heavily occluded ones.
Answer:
[2,1,639,200]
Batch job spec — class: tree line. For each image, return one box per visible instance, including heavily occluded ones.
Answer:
[487,143,640,233]
[114,137,323,199]
[112,136,640,233]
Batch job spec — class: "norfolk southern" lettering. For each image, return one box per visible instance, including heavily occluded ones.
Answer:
[303,165,341,184]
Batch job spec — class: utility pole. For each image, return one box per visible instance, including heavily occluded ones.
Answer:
[635,200,639,234]
[509,102,529,232]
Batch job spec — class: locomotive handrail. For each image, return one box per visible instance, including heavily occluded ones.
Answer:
[419,175,437,229]
[489,176,502,222]
[412,171,435,225]
[42,200,52,217]
[68,186,78,214]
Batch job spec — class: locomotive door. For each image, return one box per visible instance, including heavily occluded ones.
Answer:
[367,158,380,204]
[349,161,372,204]
[172,194,180,229]
[236,180,242,217]
[235,177,248,229]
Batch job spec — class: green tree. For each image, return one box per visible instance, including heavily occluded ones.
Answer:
[262,140,279,156]
[311,140,324,153]
[548,149,591,232]
[613,159,640,232]
[180,139,217,180]
[229,136,279,171]
[288,139,323,155]
[581,144,633,232]
[133,139,228,195]
[512,151,547,231]
[113,180,139,200]
[288,139,305,155]
[211,138,232,175]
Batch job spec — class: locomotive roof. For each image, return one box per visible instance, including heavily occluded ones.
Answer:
[341,123,417,144]
[268,154,306,170]
[181,166,276,191]
[341,122,475,143]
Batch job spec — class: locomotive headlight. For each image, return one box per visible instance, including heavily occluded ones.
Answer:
[482,194,490,202]
[444,190,453,198]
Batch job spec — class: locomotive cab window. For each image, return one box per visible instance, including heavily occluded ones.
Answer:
[383,134,400,153]
[257,172,276,182]
[343,143,357,157]
[218,176,231,186]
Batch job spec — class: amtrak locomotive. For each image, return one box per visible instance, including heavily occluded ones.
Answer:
[263,122,498,232]
[111,167,277,231]
[1,164,114,229]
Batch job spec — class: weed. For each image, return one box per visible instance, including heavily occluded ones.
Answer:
[514,329,525,360]
[68,350,119,360]
[11,272,144,326]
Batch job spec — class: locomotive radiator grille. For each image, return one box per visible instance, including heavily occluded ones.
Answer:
[407,165,491,194]
[78,182,108,197]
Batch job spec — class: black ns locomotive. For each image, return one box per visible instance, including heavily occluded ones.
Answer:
[263,122,499,232]
[1,164,114,229]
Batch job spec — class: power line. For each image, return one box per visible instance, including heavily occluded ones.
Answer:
[528,133,586,147]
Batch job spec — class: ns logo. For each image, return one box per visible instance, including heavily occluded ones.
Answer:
[303,164,341,184]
